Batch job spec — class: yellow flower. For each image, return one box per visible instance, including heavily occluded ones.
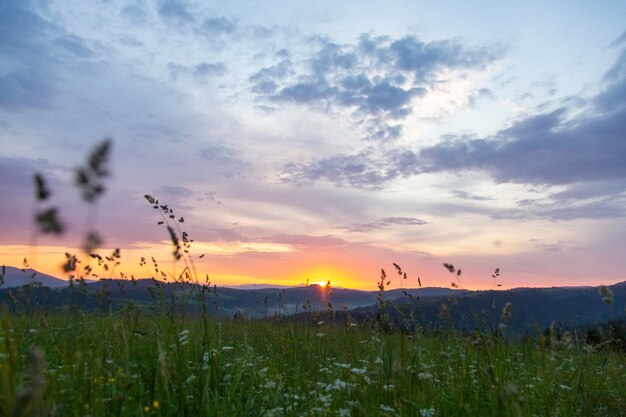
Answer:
[144,406,150,412]
[153,400,160,409]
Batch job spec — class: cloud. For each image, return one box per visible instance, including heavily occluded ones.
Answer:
[199,142,240,165]
[417,105,626,186]
[280,148,392,189]
[259,234,348,250]
[282,46,626,199]
[200,16,237,36]
[342,217,428,233]
[452,190,493,201]
[168,61,227,80]
[0,69,56,111]
[495,195,626,221]
[121,4,149,25]
[158,0,195,24]
[156,185,194,198]
[0,1,95,111]
[251,34,504,140]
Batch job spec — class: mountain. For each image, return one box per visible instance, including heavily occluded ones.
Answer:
[344,281,626,335]
[226,283,301,290]
[0,266,69,288]
[0,267,463,316]
[1,266,624,335]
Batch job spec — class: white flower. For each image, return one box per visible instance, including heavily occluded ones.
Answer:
[418,372,433,381]
[350,367,367,375]
[419,407,436,417]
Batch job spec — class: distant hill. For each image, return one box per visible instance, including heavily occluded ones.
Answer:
[226,283,301,290]
[0,266,69,288]
[1,266,624,335]
[345,281,626,335]
[0,267,463,315]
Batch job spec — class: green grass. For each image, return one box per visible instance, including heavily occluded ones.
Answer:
[1,308,624,417]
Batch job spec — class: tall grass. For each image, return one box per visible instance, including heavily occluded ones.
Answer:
[1,310,625,416]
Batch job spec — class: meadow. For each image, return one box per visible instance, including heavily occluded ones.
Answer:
[1,306,625,417]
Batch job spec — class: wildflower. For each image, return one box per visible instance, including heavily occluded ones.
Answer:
[350,367,367,375]
[379,404,396,414]
[418,372,433,381]
[152,400,160,408]
[419,408,436,417]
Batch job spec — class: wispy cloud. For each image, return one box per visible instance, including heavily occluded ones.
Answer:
[341,217,428,233]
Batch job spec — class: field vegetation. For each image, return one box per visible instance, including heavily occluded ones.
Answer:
[2,308,625,416]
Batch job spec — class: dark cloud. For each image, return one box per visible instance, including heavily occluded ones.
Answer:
[199,142,240,165]
[0,2,95,111]
[251,34,504,140]
[417,103,626,185]
[342,217,428,233]
[197,191,222,205]
[121,4,149,25]
[158,0,195,24]
[0,69,56,111]
[281,148,392,189]
[467,88,494,107]
[452,190,493,201]
[194,62,227,78]
[382,36,501,79]
[200,16,237,35]
[168,61,227,80]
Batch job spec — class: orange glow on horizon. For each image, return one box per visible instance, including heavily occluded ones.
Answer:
[0,244,623,292]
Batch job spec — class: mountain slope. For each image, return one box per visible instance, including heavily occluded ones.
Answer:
[0,266,69,288]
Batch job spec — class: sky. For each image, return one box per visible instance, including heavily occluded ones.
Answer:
[1,0,625,290]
